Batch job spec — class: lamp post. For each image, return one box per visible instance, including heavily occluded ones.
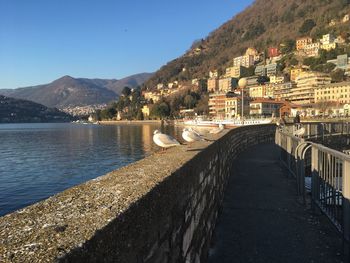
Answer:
[238,78,247,119]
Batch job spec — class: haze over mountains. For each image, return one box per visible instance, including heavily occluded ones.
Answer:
[0,73,153,108]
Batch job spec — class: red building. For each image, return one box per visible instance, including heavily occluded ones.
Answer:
[268,47,280,58]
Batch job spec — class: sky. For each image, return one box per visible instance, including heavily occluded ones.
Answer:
[0,0,254,89]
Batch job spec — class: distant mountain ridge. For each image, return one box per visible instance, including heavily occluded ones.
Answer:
[0,73,153,108]
[0,95,72,123]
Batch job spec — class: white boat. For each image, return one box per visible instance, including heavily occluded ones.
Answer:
[183,117,272,127]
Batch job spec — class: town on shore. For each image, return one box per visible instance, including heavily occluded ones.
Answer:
[93,14,350,122]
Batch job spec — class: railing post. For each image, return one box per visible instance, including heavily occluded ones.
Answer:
[343,160,350,259]
[311,146,319,212]
[287,136,292,172]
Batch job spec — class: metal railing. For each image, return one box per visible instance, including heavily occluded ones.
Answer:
[275,122,350,245]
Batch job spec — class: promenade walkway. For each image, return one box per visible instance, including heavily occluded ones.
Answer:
[209,143,343,263]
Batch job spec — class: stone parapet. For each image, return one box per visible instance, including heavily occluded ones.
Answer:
[0,125,275,263]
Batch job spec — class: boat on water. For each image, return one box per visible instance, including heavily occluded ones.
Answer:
[183,117,272,127]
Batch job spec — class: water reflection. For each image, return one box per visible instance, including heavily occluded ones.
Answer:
[0,123,182,216]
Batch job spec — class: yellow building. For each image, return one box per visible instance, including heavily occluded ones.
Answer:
[218,77,234,92]
[207,78,219,92]
[290,68,304,82]
[315,82,350,104]
[290,72,331,105]
[245,47,261,62]
[249,84,275,99]
[303,42,320,57]
[250,99,285,117]
[141,105,152,118]
[233,55,255,68]
[225,66,241,78]
[224,96,250,118]
[269,75,285,84]
[296,37,312,51]
[321,42,337,51]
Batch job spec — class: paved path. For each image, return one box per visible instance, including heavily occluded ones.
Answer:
[209,143,343,263]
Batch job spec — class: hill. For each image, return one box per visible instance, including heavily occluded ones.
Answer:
[0,73,153,108]
[144,0,350,89]
[0,95,72,123]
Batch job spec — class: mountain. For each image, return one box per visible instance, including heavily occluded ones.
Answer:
[81,73,153,94]
[0,95,72,123]
[0,73,153,108]
[144,0,350,89]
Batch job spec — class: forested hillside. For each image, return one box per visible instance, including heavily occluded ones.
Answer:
[144,0,350,89]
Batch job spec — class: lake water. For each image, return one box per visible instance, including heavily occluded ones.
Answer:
[0,123,183,216]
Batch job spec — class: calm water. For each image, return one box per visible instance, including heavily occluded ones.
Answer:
[0,123,182,216]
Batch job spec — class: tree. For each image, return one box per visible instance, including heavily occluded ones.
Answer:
[299,19,316,34]
[331,69,346,82]
[150,102,170,119]
[121,86,131,97]
[241,66,255,77]
[257,76,270,85]
[184,94,196,109]
[195,94,209,115]
[280,39,295,54]
[136,109,144,120]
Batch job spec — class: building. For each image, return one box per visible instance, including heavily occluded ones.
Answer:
[245,47,261,62]
[233,55,255,68]
[225,66,242,78]
[269,75,285,84]
[249,84,274,99]
[157,83,164,90]
[225,96,250,118]
[290,68,304,82]
[144,91,161,103]
[314,82,350,104]
[141,105,152,118]
[303,42,320,57]
[207,78,219,92]
[268,47,280,58]
[265,63,278,76]
[321,34,335,45]
[209,70,218,78]
[249,99,285,117]
[255,65,266,76]
[296,37,313,51]
[254,64,278,77]
[321,42,337,51]
[218,78,235,92]
[343,14,350,23]
[209,92,232,118]
[245,76,259,87]
[289,72,331,105]
[327,54,350,75]
[273,82,293,100]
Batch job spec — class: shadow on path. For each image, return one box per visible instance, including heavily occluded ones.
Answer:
[209,143,343,263]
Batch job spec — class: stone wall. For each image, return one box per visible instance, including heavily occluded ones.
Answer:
[0,125,275,263]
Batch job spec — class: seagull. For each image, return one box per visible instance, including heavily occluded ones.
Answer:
[293,127,306,137]
[210,123,224,134]
[182,128,207,143]
[153,130,180,151]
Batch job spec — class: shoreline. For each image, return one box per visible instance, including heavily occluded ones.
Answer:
[99,120,163,125]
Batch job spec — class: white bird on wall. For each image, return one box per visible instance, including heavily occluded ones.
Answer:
[210,123,224,134]
[153,130,180,151]
[182,128,207,143]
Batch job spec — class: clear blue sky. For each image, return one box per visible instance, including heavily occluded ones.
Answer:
[0,0,253,89]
